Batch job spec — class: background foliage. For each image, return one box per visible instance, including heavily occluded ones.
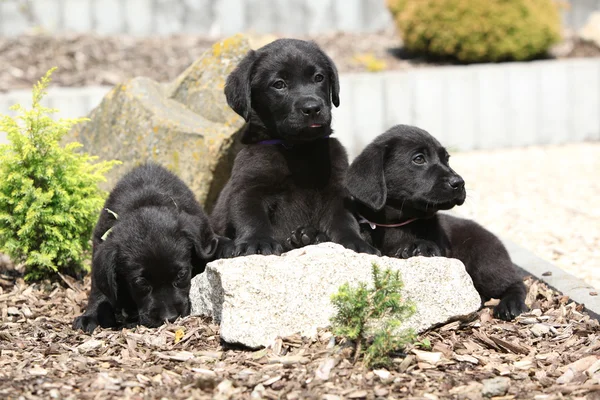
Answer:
[387,0,562,63]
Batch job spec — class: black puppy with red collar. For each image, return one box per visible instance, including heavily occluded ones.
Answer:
[291,125,527,321]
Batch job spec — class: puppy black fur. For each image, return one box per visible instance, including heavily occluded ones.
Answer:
[346,125,527,320]
[73,163,225,333]
[211,38,377,256]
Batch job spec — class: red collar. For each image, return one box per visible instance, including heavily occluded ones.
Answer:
[357,213,418,230]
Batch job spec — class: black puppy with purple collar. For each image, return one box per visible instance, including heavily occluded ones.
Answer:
[211,38,377,257]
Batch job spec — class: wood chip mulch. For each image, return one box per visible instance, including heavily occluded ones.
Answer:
[0,272,599,400]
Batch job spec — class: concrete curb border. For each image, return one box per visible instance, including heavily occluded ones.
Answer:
[502,236,600,320]
[2,57,600,153]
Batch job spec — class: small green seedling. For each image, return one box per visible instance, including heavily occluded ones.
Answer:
[330,263,416,368]
[414,338,432,350]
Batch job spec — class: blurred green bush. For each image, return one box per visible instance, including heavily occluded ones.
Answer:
[387,0,563,63]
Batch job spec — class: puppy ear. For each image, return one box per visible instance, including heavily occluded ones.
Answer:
[92,244,119,305]
[181,213,219,261]
[324,53,340,107]
[347,144,387,210]
[224,50,257,121]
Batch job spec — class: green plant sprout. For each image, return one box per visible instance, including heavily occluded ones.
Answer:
[330,263,417,368]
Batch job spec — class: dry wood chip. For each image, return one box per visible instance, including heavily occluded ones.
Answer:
[490,335,531,355]
[373,368,391,381]
[346,389,368,398]
[412,349,443,364]
[251,348,269,360]
[29,366,48,376]
[268,355,309,365]
[513,359,535,370]
[77,339,104,353]
[262,375,282,386]
[453,354,479,364]
[440,321,461,331]
[396,355,415,373]
[315,357,338,381]
[153,350,195,362]
[196,350,223,359]
[561,355,600,373]
[473,329,503,351]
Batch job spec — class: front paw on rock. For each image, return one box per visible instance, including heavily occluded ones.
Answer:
[395,241,442,259]
[339,238,380,255]
[235,238,283,256]
[287,226,329,248]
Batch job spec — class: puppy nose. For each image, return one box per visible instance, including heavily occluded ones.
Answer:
[299,101,321,116]
[448,176,465,190]
[155,308,180,324]
[161,311,179,323]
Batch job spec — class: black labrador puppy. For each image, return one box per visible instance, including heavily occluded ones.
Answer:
[346,125,528,320]
[73,163,226,333]
[211,38,377,256]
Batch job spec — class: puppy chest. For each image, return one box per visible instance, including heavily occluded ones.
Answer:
[268,189,332,230]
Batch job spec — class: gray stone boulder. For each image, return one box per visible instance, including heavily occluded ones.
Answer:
[68,35,249,211]
[190,243,482,349]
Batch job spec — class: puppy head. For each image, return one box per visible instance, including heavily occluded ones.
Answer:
[93,207,218,327]
[225,38,340,144]
[347,125,466,215]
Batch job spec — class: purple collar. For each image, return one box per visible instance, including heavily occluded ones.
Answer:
[257,139,288,145]
[256,135,330,149]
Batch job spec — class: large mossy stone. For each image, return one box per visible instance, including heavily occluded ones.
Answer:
[68,35,249,211]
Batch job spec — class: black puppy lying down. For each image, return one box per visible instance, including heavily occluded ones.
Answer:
[73,163,225,333]
[211,38,377,256]
[345,125,528,320]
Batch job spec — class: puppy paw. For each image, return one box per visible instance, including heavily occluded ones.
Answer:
[339,238,380,255]
[235,237,284,256]
[286,226,329,248]
[217,237,237,259]
[395,240,442,259]
[493,295,528,321]
[72,315,99,334]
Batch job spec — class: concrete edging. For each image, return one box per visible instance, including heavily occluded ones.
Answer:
[2,57,600,153]
[503,236,600,320]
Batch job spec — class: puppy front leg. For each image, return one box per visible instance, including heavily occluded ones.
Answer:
[72,283,117,334]
[229,192,283,256]
[327,204,379,255]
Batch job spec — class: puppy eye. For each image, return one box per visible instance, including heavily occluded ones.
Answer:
[134,277,151,293]
[176,269,188,280]
[272,80,286,89]
[173,270,190,288]
[314,74,324,83]
[412,154,426,165]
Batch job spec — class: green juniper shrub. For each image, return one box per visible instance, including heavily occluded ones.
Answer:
[387,0,562,63]
[0,68,119,281]
[330,263,416,368]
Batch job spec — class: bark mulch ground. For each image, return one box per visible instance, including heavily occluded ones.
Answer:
[1,29,600,93]
[1,270,599,400]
